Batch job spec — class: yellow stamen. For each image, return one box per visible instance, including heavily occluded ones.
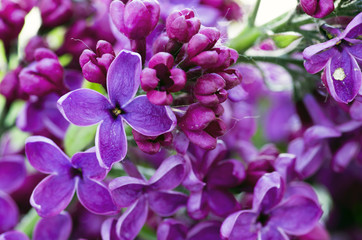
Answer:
[112,108,122,116]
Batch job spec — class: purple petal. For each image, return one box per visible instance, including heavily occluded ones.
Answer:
[187,191,208,220]
[325,49,362,103]
[220,210,258,240]
[303,38,340,60]
[284,182,319,204]
[0,231,29,240]
[269,196,322,235]
[71,152,107,181]
[33,212,72,240]
[42,106,69,139]
[16,99,44,133]
[274,153,298,182]
[77,178,118,215]
[187,221,222,240]
[148,155,186,190]
[108,50,142,106]
[350,98,362,120]
[0,156,26,193]
[96,118,127,169]
[198,141,227,177]
[109,176,146,208]
[207,188,239,217]
[303,125,341,147]
[343,12,362,39]
[116,196,148,240]
[206,159,245,187]
[260,228,288,240]
[332,141,360,172]
[101,218,120,240]
[148,191,187,216]
[122,95,176,136]
[57,89,111,126]
[157,219,187,240]
[25,136,71,174]
[252,172,284,212]
[0,193,19,233]
[30,175,76,217]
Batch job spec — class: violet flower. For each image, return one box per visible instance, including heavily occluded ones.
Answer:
[303,13,362,103]
[109,155,187,240]
[300,0,334,18]
[58,50,176,168]
[220,172,323,240]
[33,212,72,240]
[25,136,117,217]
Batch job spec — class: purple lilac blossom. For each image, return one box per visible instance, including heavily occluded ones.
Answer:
[25,136,117,217]
[220,172,323,240]
[109,155,187,239]
[303,13,362,103]
[58,50,176,168]
[300,0,334,18]
[33,212,72,240]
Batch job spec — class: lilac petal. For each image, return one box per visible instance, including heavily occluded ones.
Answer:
[295,143,326,179]
[198,141,227,177]
[116,196,148,240]
[207,188,239,217]
[325,49,362,103]
[0,193,19,233]
[33,212,72,240]
[0,231,29,240]
[220,210,258,240]
[274,153,298,182]
[269,196,322,235]
[187,191,209,220]
[148,155,185,190]
[42,106,69,139]
[252,172,284,212]
[350,99,362,120]
[260,228,288,240]
[108,50,142,106]
[77,178,117,215]
[298,223,330,240]
[30,175,76,217]
[109,177,146,208]
[348,44,362,62]
[122,95,176,136]
[303,125,341,147]
[148,191,187,216]
[71,152,107,181]
[57,89,111,126]
[206,159,245,187]
[157,219,187,240]
[0,156,26,193]
[16,99,44,133]
[182,166,206,192]
[228,84,248,102]
[303,38,341,60]
[343,12,362,39]
[187,221,221,240]
[25,136,71,174]
[96,117,127,169]
[101,218,120,240]
[284,182,319,204]
[332,141,360,172]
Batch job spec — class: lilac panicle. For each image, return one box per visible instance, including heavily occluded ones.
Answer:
[221,172,323,240]
[303,13,362,103]
[58,50,176,169]
[300,0,334,18]
[79,40,115,85]
[166,9,201,43]
[19,48,64,97]
[109,155,187,239]
[25,136,117,217]
[141,52,186,105]
[110,0,160,40]
[33,212,72,240]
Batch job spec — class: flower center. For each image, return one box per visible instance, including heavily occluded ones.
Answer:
[333,67,346,81]
[257,213,270,227]
[112,107,123,117]
[70,167,83,179]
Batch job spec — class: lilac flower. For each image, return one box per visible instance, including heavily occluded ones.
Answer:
[58,50,176,168]
[25,136,117,217]
[0,192,19,234]
[0,231,29,240]
[300,0,334,18]
[220,172,323,240]
[166,9,201,43]
[157,219,188,240]
[109,155,187,239]
[33,212,72,240]
[303,13,362,103]
[183,142,245,219]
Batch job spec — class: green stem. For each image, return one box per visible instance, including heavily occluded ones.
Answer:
[238,55,304,67]
[248,0,262,27]
[0,101,11,137]
[228,25,264,53]
[15,208,40,238]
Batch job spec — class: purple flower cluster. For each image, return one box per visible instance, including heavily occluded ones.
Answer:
[0,0,361,239]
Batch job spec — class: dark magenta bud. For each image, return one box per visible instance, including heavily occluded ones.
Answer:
[187,27,220,59]
[19,48,64,96]
[0,67,28,102]
[38,0,73,27]
[24,36,48,62]
[133,130,173,154]
[217,68,242,90]
[110,0,160,40]
[166,9,201,43]
[300,0,334,18]
[194,73,227,107]
[190,46,238,71]
[79,40,115,85]
[0,2,26,46]
[141,52,186,105]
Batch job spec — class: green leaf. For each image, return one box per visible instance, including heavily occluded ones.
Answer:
[59,54,73,67]
[82,81,107,95]
[271,32,302,48]
[138,225,157,240]
[64,124,98,156]
[15,208,40,238]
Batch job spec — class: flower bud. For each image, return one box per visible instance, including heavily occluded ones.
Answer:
[38,0,73,27]
[187,27,220,59]
[0,2,26,46]
[133,130,173,154]
[190,46,238,71]
[0,67,28,102]
[79,40,115,85]
[110,0,160,40]
[300,0,334,18]
[19,48,64,96]
[194,73,227,107]
[24,36,48,62]
[166,9,201,43]
[217,68,242,90]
